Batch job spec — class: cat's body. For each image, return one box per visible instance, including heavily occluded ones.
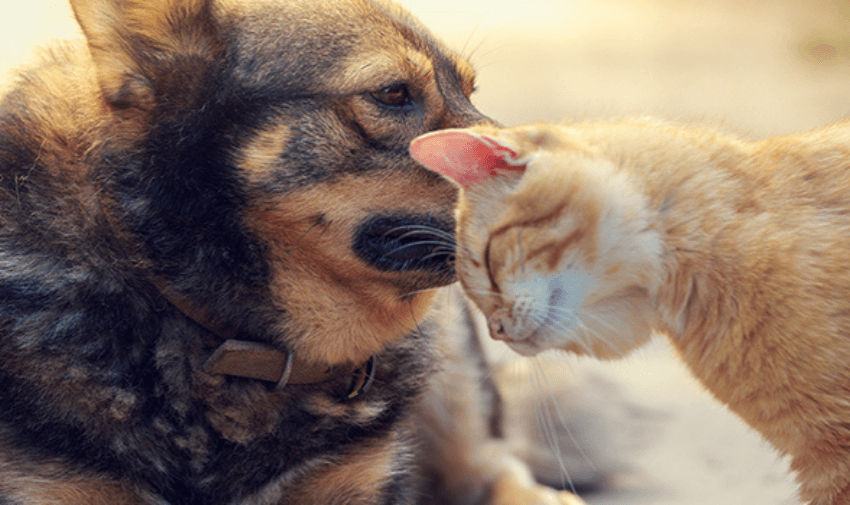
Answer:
[410,119,850,505]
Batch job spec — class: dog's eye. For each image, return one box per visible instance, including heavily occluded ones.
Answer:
[370,83,411,108]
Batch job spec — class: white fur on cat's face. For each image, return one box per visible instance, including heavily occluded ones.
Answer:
[456,144,663,359]
[488,268,595,356]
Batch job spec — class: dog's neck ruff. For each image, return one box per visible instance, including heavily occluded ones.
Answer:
[154,280,376,397]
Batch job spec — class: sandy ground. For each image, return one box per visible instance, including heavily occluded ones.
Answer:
[3,1,848,504]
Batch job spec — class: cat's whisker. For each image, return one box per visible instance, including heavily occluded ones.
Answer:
[529,358,579,496]
[541,314,596,355]
[533,360,597,474]
[538,305,578,320]
[581,310,623,338]
[546,304,613,335]
[577,314,626,355]
[532,304,614,355]
[531,306,578,331]
[558,330,593,356]
[578,337,594,356]
[542,317,581,334]
[555,326,596,356]
[589,315,622,340]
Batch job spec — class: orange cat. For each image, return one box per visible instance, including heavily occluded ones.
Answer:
[410,119,850,505]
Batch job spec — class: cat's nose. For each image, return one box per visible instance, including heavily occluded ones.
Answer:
[488,308,514,341]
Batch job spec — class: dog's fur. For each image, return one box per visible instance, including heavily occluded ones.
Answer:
[0,0,586,504]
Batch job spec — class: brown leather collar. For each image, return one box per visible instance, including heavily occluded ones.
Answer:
[153,279,376,396]
[205,339,376,396]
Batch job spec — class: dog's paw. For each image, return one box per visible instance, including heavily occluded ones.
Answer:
[489,455,587,505]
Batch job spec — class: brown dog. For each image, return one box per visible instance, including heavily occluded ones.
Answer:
[0,0,585,503]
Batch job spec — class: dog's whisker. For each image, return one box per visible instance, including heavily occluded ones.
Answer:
[279,219,326,258]
[310,218,334,250]
[382,232,455,249]
[419,250,456,263]
[379,225,457,245]
[384,241,456,256]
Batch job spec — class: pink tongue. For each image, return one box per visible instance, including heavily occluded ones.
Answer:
[410,131,520,187]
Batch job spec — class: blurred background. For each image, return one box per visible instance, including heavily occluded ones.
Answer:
[3,1,847,503]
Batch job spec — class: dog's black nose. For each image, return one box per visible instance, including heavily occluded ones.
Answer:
[353,214,455,277]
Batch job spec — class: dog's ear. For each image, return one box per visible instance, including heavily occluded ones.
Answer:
[70,0,222,111]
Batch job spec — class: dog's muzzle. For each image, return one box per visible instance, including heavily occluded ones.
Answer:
[353,213,456,279]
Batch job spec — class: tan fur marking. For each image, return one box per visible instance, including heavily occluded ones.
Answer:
[0,449,145,505]
[237,122,292,182]
[452,55,476,97]
[246,172,453,365]
[288,431,405,505]
[3,479,143,505]
[530,227,589,270]
[336,48,436,95]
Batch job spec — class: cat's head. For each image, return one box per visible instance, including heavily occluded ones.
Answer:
[411,124,662,358]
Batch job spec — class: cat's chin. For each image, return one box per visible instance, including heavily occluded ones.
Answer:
[501,330,591,358]
[505,339,546,357]
[504,330,642,361]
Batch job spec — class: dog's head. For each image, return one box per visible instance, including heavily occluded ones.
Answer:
[70,0,491,366]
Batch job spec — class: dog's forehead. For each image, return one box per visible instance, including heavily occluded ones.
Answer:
[220,0,473,95]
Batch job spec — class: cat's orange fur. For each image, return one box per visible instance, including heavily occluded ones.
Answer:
[411,119,850,505]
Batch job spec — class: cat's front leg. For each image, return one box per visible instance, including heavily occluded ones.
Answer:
[416,287,589,505]
[489,454,586,505]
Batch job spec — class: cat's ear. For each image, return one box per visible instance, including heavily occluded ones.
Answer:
[409,129,526,188]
